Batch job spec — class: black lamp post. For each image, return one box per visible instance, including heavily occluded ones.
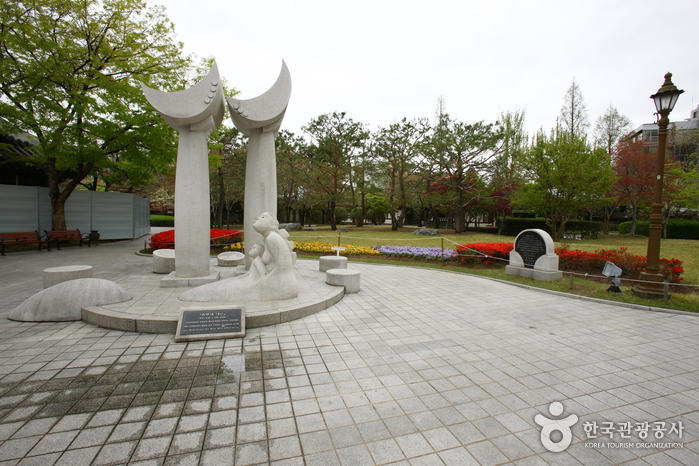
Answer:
[633,72,684,299]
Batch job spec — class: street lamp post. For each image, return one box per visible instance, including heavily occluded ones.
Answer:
[633,72,684,299]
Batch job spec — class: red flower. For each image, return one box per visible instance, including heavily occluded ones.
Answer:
[149,229,241,250]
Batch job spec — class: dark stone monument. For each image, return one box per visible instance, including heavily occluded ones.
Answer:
[505,229,562,281]
[175,306,246,342]
[515,230,546,269]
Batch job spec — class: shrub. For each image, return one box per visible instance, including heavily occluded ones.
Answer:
[456,243,513,264]
[149,229,241,250]
[150,215,174,227]
[466,226,499,234]
[564,220,603,239]
[335,207,349,222]
[501,217,551,236]
[556,245,684,283]
[619,219,699,239]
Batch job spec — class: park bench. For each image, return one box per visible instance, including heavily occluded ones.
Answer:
[44,229,91,250]
[0,231,47,256]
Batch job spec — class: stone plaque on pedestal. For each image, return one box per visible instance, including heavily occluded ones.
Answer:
[515,230,546,269]
[175,306,245,342]
[506,229,562,281]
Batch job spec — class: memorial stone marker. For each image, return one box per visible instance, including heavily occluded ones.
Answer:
[175,306,245,342]
[505,229,562,281]
[515,230,546,269]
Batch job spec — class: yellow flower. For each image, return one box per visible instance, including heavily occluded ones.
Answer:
[292,241,380,255]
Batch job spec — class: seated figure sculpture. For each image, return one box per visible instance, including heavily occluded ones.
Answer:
[180,212,298,302]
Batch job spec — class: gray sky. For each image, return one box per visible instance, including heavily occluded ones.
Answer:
[160,0,699,140]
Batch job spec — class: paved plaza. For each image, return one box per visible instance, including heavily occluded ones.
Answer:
[0,235,698,465]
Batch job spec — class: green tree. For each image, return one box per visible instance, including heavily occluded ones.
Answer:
[489,108,527,233]
[276,130,307,223]
[302,112,367,230]
[517,127,616,241]
[373,118,430,230]
[426,114,503,233]
[594,104,633,156]
[560,78,590,138]
[0,0,189,229]
[209,127,246,229]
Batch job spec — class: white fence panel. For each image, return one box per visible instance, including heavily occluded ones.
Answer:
[0,184,149,240]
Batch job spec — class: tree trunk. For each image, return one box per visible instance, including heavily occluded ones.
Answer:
[329,199,337,230]
[216,167,225,229]
[46,158,92,230]
[630,200,638,235]
[454,190,465,233]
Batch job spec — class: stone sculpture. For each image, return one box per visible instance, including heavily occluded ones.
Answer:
[227,61,292,267]
[141,63,225,278]
[9,278,131,322]
[180,212,298,302]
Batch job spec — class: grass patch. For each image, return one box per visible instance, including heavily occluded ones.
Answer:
[292,224,699,313]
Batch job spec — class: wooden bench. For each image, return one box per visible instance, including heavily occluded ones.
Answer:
[0,231,47,256]
[44,229,91,250]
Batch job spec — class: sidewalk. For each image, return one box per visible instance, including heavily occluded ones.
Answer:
[0,235,697,465]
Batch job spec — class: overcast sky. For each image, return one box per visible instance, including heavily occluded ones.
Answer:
[159,0,699,140]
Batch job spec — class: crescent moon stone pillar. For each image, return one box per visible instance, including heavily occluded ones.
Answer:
[227,61,292,267]
[141,63,225,279]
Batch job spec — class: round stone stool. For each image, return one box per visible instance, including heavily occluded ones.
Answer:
[218,251,245,267]
[319,255,348,272]
[43,265,93,289]
[326,269,361,293]
[153,249,176,274]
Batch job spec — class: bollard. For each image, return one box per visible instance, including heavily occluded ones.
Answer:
[569,272,574,290]
[441,237,444,266]
[664,280,669,301]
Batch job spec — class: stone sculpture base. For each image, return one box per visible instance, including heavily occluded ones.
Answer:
[160,271,220,288]
[505,265,563,281]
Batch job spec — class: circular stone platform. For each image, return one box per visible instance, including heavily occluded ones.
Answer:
[44,265,93,289]
[153,249,176,274]
[218,251,245,267]
[82,259,345,334]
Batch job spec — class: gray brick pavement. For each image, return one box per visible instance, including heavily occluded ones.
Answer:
[0,239,697,464]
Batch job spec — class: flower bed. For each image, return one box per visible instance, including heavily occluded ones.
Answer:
[149,229,241,250]
[294,241,379,255]
[456,243,513,265]
[556,246,684,283]
[456,242,685,283]
[372,245,458,260]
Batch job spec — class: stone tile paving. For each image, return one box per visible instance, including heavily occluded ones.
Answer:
[1,243,699,464]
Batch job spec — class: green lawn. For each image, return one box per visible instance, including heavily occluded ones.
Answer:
[287,224,699,312]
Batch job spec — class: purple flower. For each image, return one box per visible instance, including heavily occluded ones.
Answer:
[372,245,457,260]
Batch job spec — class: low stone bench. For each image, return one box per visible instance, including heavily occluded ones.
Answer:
[43,265,93,289]
[326,269,360,294]
[218,251,245,267]
[319,255,348,272]
[153,249,176,274]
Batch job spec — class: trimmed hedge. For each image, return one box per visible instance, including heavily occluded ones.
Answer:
[619,219,699,239]
[151,215,174,227]
[501,217,551,236]
[501,217,602,238]
[564,220,603,239]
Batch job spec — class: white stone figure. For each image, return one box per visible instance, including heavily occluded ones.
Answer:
[180,212,298,302]
[141,63,225,278]
[227,61,291,267]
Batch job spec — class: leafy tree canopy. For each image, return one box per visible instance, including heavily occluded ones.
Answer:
[0,0,190,228]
